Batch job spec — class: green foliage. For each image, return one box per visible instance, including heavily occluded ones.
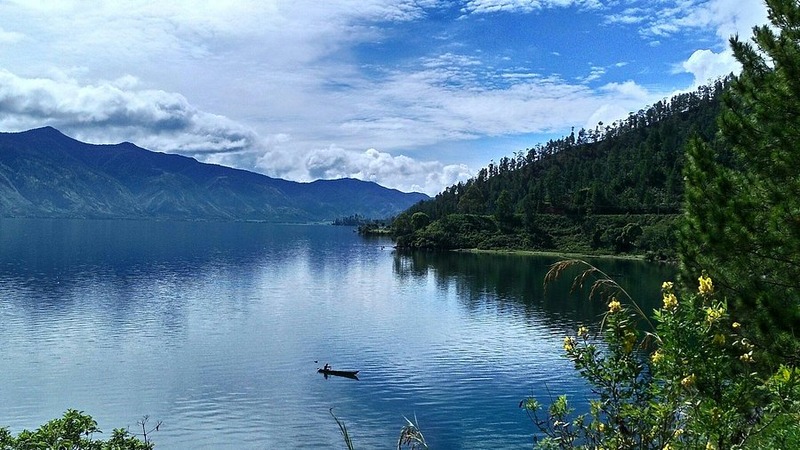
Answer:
[679,0,800,365]
[396,211,678,258]
[494,189,515,226]
[397,213,499,249]
[0,410,154,450]
[523,262,800,449]
[613,222,643,253]
[410,212,431,231]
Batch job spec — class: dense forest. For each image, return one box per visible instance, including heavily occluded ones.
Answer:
[390,78,729,258]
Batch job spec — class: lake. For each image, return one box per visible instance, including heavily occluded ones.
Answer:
[0,219,672,449]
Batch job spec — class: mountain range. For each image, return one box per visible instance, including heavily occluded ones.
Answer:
[0,127,428,222]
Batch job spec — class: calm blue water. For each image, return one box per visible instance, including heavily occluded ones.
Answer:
[0,219,671,449]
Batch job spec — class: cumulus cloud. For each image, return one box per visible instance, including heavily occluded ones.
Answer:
[301,146,472,194]
[0,69,258,155]
[247,143,472,195]
[682,49,740,87]
[583,80,654,129]
[0,45,672,195]
[670,0,765,84]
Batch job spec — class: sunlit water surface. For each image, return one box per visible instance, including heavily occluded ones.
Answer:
[0,220,671,449]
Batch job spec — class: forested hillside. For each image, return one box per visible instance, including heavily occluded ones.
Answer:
[392,78,729,258]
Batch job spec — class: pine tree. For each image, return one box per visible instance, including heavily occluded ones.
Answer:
[494,189,514,226]
[680,0,800,365]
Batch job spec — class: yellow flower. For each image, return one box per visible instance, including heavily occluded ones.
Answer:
[732,322,741,330]
[740,351,754,363]
[662,281,674,291]
[681,374,696,388]
[698,274,714,295]
[608,298,622,313]
[704,306,724,326]
[706,441,717,450]
[651,350,664,364]
[663,445,671,450]
[662,292,678,311]
[577,326,589,338]
[598,423,606,432]
[673,428,684,437]
[623,332,637,353]
[563,336,576,352]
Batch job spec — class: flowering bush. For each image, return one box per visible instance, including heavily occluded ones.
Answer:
[522,260,800,449]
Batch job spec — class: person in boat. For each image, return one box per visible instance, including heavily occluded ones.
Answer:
[323,363,330,371]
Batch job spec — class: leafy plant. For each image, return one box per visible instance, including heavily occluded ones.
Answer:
[0,410,155,450]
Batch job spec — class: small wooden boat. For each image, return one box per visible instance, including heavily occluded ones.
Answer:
[318,368,360,380]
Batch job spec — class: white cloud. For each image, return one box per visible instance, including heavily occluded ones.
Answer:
[602,1,767,86]
[0,69,257,155]
[633,0,767,42]
[581,66,607,83]
[301,146,472,194]
[673,0,766,82]
[584,80,655,129]
[246,143,472,195]
[463,0,602,14]
[605,7,649,25]
[682,48,740,87]
[0,27,24,43]
[601,80,650,99]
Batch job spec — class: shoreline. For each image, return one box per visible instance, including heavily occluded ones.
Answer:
[452,248,651,261]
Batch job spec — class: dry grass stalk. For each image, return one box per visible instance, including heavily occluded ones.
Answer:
[397,416,428,450]
[545,259,656,334]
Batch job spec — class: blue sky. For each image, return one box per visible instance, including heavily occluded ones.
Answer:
[0,0,767,195]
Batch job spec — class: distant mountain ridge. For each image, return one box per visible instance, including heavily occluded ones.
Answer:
[0,127,428,221]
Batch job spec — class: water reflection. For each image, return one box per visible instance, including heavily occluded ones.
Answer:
[393,250,672,330]
[318,369,360,380]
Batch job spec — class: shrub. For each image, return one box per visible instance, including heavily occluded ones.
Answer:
[522,261,800,449]
[0,410,155,449]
